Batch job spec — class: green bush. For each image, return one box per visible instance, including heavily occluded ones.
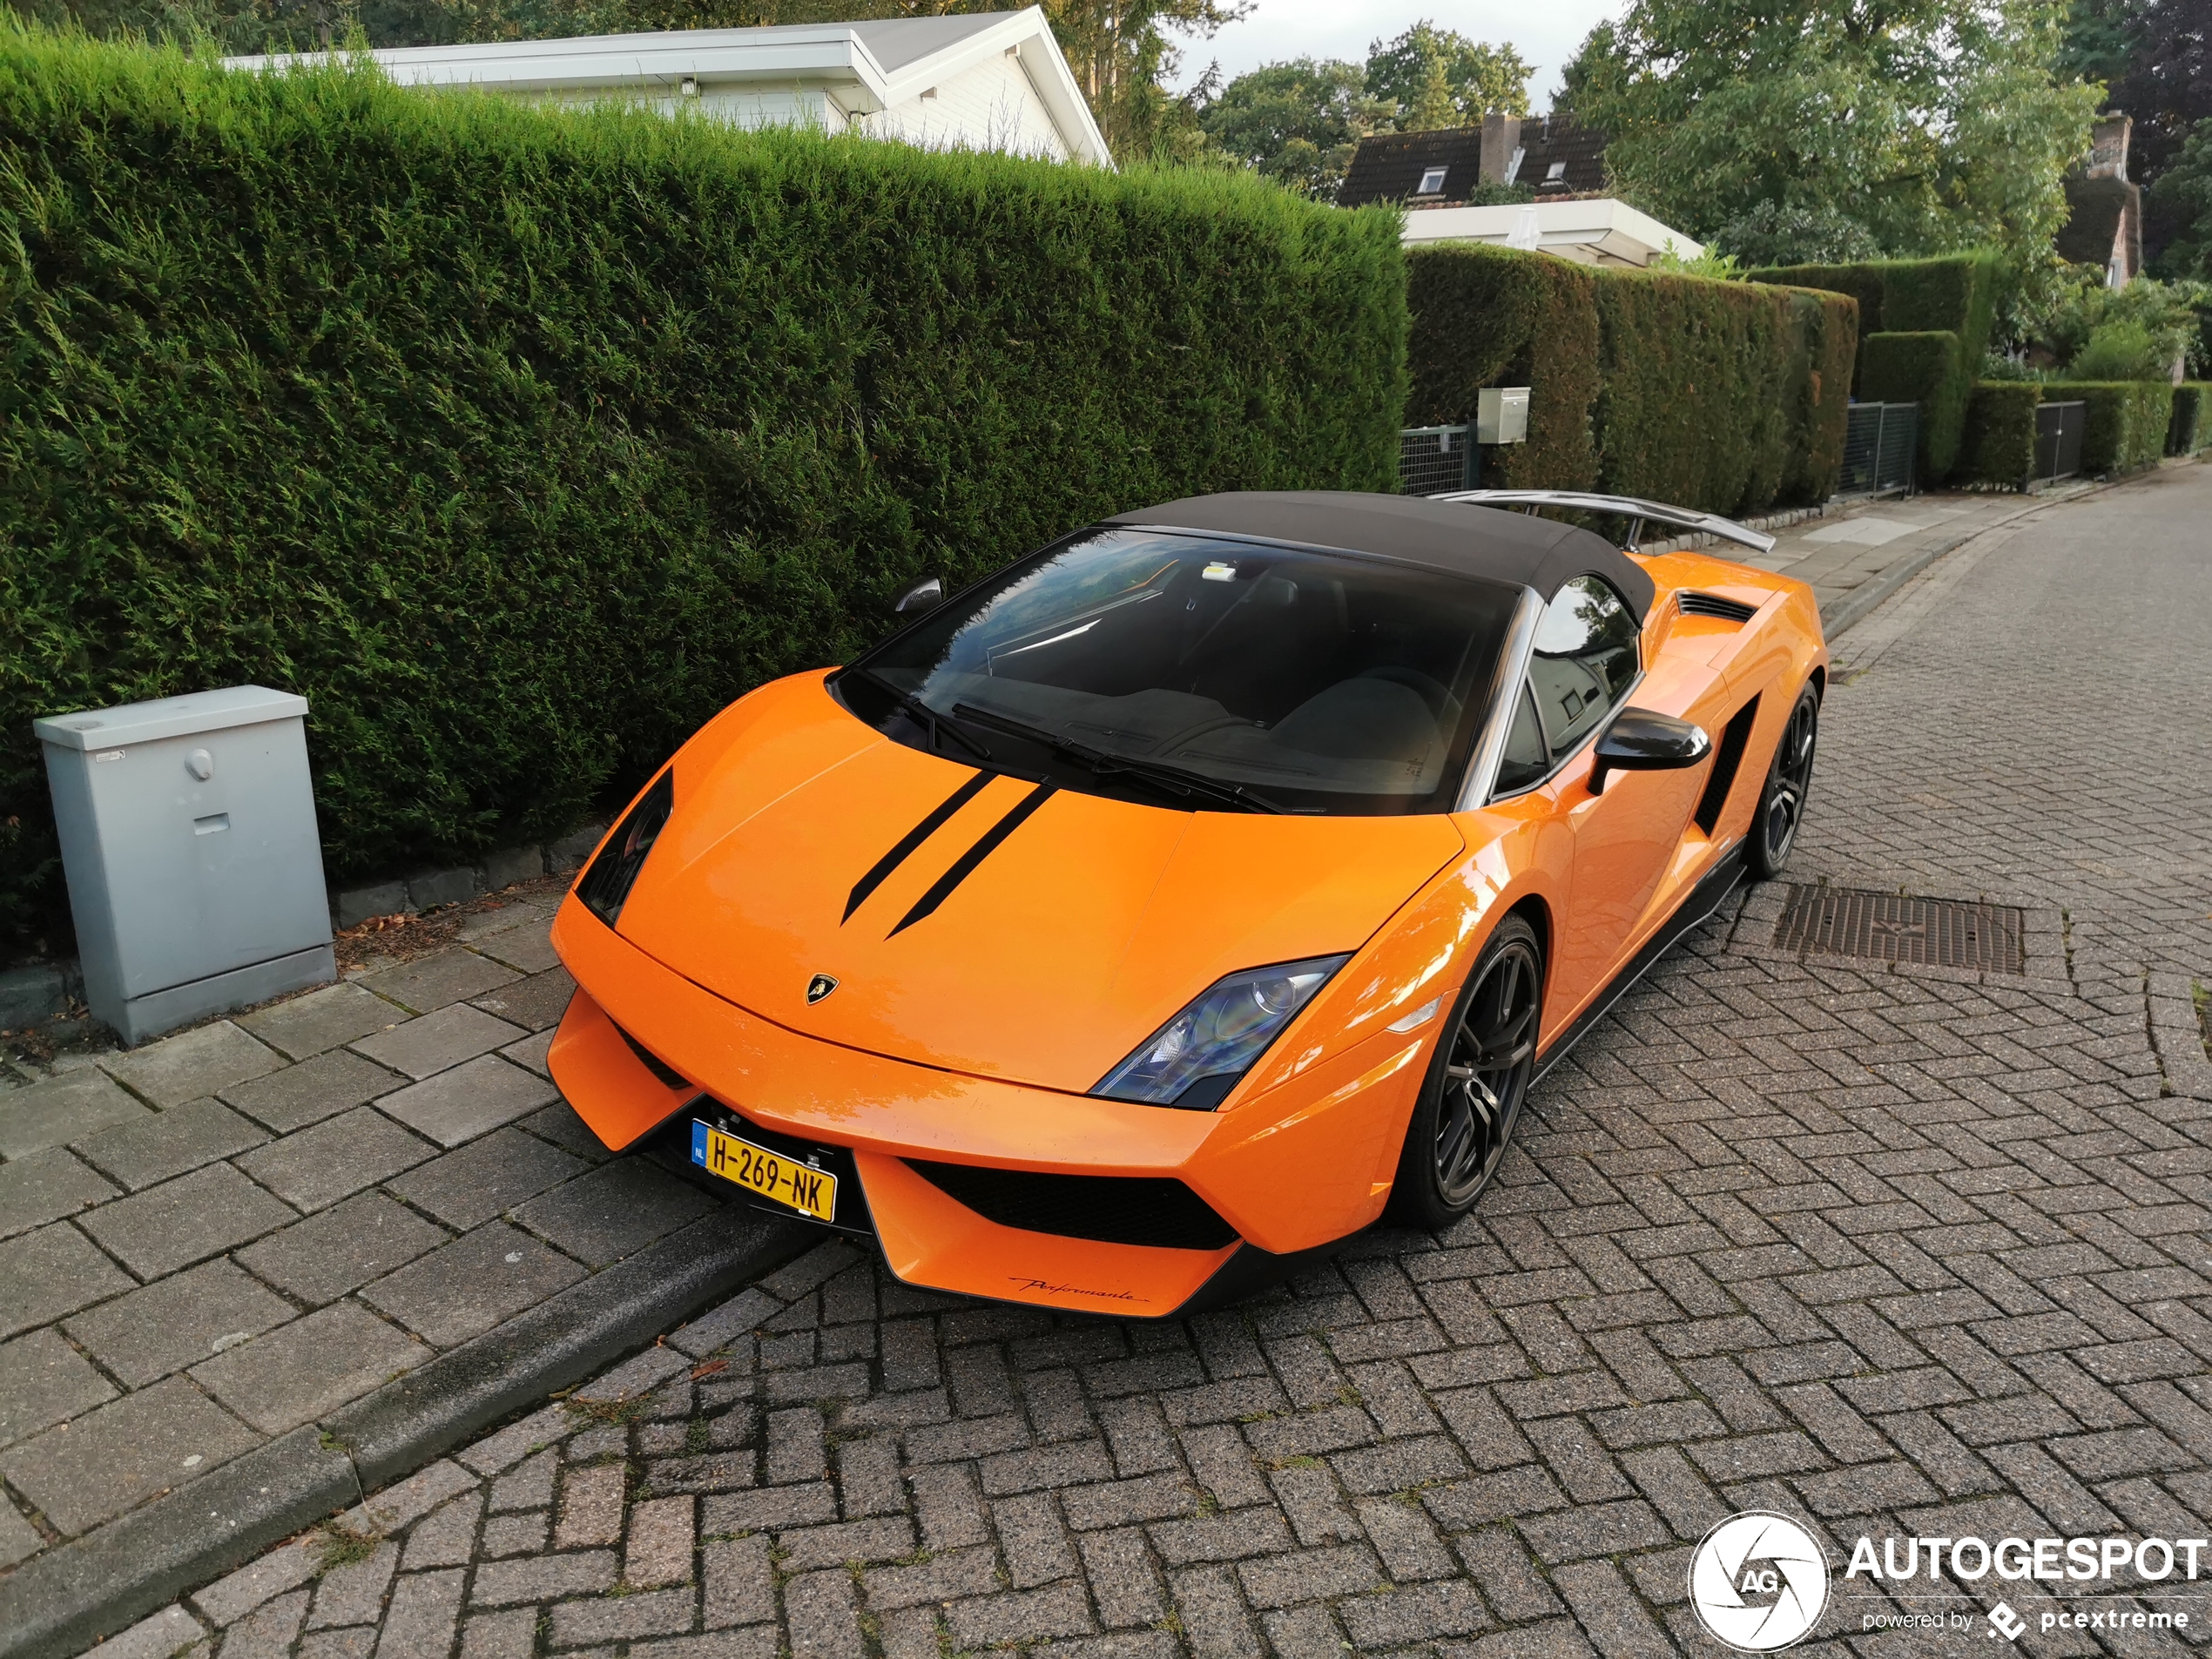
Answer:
[1405,244,1855,513]
[1744,253,1999,485]
[0,28,1408,944]
[2060,381,2177,475]
[1859,331,1968,482]
[2167,383,2210,455]
[2071,320,2168,381]
[1959,381,2042,489]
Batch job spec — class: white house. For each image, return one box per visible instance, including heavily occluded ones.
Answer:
[1396,199,1702,269]
[226,8,1112,167]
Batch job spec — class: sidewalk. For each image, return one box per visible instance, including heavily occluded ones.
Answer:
[0,887,802,1654]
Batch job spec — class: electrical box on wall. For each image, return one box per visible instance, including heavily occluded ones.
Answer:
[35,685,334,1045]
[1478,386,1531,445]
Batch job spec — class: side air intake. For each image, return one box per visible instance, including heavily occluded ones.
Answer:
[906,1162,1238,1251]
[1678,591,1760,624]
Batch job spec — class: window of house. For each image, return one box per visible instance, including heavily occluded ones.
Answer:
[1544,161,1568,182]
[1416,167,1447,194]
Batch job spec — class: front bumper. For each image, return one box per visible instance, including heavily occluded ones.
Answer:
[548,896,1429,1318]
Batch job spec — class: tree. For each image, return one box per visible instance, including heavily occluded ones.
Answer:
[1363,20,1531,126]
[1198,57,1390,196]
[2151,118,2212,276]
[1566,0,2103,267]
[2062,0,2209,185]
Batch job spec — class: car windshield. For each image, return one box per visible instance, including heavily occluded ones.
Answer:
[839,528,1522,816]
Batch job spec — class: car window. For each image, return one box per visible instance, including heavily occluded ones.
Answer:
[1527,576,1638,754]
[1492,682,1549,795]
[843,528,1521,817]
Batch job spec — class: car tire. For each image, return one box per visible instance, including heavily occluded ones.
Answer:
[1748,682,1820,880]
[1384,914,1543,1231]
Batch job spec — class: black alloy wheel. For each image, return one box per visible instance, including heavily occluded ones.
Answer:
[1386,914,1543,1228]
[1750,682,1820,880]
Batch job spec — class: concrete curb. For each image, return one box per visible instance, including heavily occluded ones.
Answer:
[0,1208,810,1659]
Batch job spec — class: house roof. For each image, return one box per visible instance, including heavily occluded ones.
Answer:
[1337,115,1607,209]
[223,6,1113,166]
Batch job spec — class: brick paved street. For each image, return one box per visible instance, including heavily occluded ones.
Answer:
[30,463,2212,1656]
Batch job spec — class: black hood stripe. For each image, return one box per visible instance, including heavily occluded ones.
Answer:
[843,772,993,923]
[888,784,1058,937]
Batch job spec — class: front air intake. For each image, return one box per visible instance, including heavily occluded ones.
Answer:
[906,1161,1238,1251]
[1678,590,1760,624]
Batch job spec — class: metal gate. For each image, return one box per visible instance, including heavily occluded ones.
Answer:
[1399,425,1475,496]
[1838,401,1918,498]
[2035,401,2086,483]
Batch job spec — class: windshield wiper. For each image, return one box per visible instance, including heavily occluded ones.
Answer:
[952,702,1285,814]
[842,669,993,763]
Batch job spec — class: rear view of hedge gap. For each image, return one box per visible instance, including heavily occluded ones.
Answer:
[0,28,1408,943]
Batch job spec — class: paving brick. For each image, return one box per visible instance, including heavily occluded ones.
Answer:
[78,1162,296,1278]
[373,1568,463,1659]
[945,1581,1094,1649]
[0,1217,136,1339]
[628,1494,697,1587]
[0,1325,117,1448]
[190,1300,430,1433]
[375,1055,557,1149]
[65,1257,293,1386]
[703,1534,776,1628]
[0,1067,152,1158]
[382,1126,588,1231]
[308,1541,397,1629]
[220,1049,405,1135]
[468,1548,617,1606]
[361,1219,585,1347]
[351,1004,526,1082]
[512,1157,718,1267]
[0,1373,257,1534]
[786,1568,867,1658]
[71,1096,268,1191]
[225,1105,432,1214]
[358,951,519,1016]
[0,1145,117,1239]
[235,1190,448,1305]
[99,1022,283,1109]
[550,1588,697,1648]
[467,968,577,1035]
[239,981,401,1062]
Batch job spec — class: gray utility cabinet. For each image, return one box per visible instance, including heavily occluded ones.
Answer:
[35,685,334,1045]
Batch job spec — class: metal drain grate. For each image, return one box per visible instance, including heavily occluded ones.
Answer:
[1775,886,2027,973]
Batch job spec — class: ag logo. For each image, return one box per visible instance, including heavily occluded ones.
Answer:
[1688,1512,1829,1651]
[805,974,839,1004]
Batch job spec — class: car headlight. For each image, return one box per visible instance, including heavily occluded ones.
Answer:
[1092,954,1350,1111]
[577,769,674,928]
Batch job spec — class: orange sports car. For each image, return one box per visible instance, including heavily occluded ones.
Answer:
[548,490,1825,1317]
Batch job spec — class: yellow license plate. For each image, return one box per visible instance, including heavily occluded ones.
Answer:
[692,1123,837,1223]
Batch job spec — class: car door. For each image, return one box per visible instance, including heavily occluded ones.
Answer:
[1493,577,1705,1025]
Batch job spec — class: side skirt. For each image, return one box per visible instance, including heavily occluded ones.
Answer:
[1532,842,1749,1083]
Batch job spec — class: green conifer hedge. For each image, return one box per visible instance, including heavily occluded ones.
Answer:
[1405,244,1856,516]
[0,29,1407,942]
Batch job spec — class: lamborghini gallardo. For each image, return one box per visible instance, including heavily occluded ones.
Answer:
[548,490,1826,1316]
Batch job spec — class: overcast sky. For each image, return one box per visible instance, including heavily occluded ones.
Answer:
[1167,0,1629,109]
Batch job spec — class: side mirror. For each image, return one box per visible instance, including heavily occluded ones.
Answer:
[1588,708,1710,795]
[894,577,943,616]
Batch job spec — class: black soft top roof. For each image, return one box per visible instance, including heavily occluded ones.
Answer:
[1109,491,1656,620]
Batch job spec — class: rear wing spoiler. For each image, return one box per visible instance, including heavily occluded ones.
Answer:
[1433,489,1777,557]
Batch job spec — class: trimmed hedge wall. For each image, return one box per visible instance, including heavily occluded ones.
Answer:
[1959,382,2042,490]
[1745,253,2000,484]
[2060,382,2177,475]
[2170,384,2211,456]
[1406,243,1855,515]
[1859,331,1969,483]
[0,30,1408,943]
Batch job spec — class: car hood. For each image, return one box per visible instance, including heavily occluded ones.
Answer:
[614,679,1466,1094]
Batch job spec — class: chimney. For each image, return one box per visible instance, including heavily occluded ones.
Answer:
[2087,113,2131,181]
[1480,112,1522,183]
